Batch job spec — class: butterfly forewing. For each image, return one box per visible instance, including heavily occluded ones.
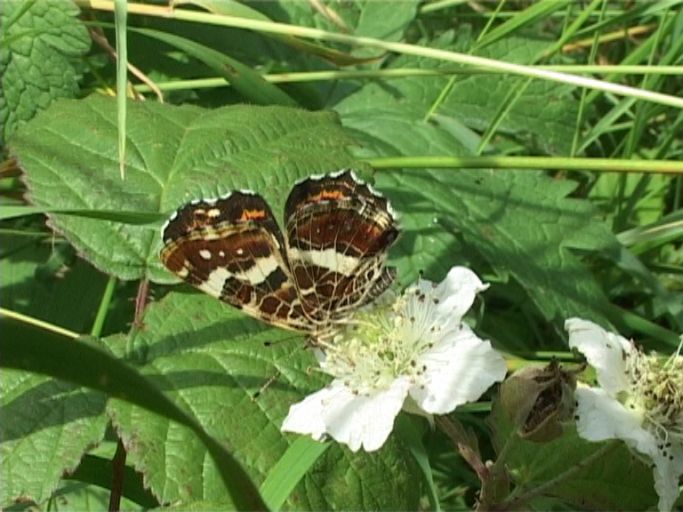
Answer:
[160,192,313,332]
[283,170,399,323]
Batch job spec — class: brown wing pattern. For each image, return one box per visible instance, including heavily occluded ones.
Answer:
[160,192,313,332]
[283,170,399,325]
[160,170,399,334]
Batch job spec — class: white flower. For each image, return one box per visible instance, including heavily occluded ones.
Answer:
[282,267,508,452]
[566,318,683,512]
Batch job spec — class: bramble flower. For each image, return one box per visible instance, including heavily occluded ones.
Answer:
[566,318,683,511]
[282,267,507,452]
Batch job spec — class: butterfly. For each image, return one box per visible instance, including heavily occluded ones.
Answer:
[159,170,399,337]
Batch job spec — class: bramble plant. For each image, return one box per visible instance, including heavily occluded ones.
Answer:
[1,1,682,511]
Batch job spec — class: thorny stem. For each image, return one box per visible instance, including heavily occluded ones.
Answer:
[108,279,150,512]
[496,440,620,511]
[133,278,150,330]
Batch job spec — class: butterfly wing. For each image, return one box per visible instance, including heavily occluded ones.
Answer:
[284,170,399,324]
[160,191,313,332]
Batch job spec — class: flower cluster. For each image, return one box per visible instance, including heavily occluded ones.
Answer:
[282,267,507,452]
[279,267,683,511]
[566,319,683,512]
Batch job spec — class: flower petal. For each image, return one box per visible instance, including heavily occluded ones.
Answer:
[565,318,632,395]
[575,386,683,510]
[409,325,507,414]
[652,445,683,512]
[432,267,489,323]
[282,378,411,452]
[574,386,654,455]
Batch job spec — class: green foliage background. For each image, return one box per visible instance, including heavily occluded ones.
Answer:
[1,0,682,510]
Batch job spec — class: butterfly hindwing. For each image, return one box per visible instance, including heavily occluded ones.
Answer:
[160,191,312,331]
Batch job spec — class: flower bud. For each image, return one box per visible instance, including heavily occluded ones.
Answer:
[499,360,578,442]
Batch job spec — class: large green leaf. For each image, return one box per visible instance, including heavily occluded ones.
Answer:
[440,37,580,155]
[381,169,614,322]
[104,291,421,509]
[0,312,265,510]
[0,0,90,145]
[9,95,356,283]
[267,0,419,43]
[335,47,615,323]
[488,395,657,510]
[332,31,580,156]
[0,371,108,508]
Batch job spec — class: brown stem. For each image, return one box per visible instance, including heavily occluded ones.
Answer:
[108,279,150,511]
[133,279,150,330]
[435,415,489,482]
[107,438,127,512]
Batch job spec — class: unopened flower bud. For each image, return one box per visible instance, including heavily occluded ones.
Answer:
[499,360,578,442]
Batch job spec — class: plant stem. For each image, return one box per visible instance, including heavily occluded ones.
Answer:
[80,0,683,109]
[0,307,79,339]
[108,439,127,512]
[129,64,683,94]
[366,155,683,174]
[91,275,117,338]
[108,278,150,512]
[435,415,489,482]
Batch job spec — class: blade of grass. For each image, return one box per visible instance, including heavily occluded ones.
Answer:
[0,309,268,510]
[114,0,127,180]
[617,209,683,248]
[0,205,164,225]
[260,437,329,510]
[396,415,441,512]
[91,275,117,338]
[123,25,297,106]
[475,0,571,49]
[80,0,683,110]
[366,156,683,174]
[129,64,683,94]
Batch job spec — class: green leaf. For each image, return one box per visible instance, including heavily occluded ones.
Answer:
[0,0,90,144]
[389,169,614,322]
[352,0,420,57]
[0,236,108,333]
[333,32,580,155]
[176,0,376,66]
[270,0,418,41]
[104,291,421,509]
[68,453,158,508]
[0,311,266,510]
[9,95,356,282]
[441,37,581,156]
[336,59,614,323]
[488,395,658,510]
[0,371,108,508]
